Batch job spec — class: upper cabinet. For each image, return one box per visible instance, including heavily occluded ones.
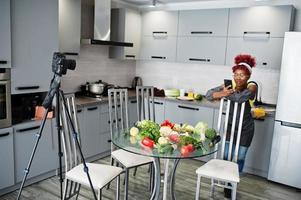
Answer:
[226,5,294,69]
[0,0,11,68]
[178,9,229,37]
[59,0,81,55]
[109,8,141,60]
[11,0,59,94]
[228,6,295,38]
[140,11,178,61]
[142,11,178,36]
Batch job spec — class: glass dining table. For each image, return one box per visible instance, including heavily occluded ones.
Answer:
[112,131,218,200]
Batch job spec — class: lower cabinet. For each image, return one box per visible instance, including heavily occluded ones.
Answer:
[0,127,14,190]
[14,120,57,183]
[80,105,102,158]
[151,99,165,124]
[165,101,214,127]
[128,98,138,127]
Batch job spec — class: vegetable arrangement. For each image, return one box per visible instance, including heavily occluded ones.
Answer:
[129,119,220,155]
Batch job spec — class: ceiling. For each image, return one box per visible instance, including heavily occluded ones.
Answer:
[119,0,222,6]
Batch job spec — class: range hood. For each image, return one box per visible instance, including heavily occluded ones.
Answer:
[87,0,133,47]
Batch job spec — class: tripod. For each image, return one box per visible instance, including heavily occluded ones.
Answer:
[17,54,97,200]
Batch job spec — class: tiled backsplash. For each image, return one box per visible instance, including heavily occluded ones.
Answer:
[61,44,136,93]
[136,60,280,104]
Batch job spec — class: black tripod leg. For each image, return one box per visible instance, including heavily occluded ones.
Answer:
[56,90,63,200]
[59,90,97,200]
[17,108,50,200]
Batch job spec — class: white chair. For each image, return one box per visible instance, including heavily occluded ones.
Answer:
[108,89,154,200]
[136,86,155,121]
[195,98,246,200]
[60,94,123,200]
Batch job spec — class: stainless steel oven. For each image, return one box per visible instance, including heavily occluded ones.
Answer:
[0,68,11,128]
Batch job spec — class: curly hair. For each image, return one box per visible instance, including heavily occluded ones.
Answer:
[232,54,256,76]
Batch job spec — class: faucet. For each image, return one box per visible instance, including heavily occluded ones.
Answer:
[248,81,262,106]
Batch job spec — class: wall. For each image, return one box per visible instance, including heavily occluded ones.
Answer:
[61,44,136,93]
[136,0,301,105]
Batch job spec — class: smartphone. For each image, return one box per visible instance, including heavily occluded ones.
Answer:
[224,79,232,89]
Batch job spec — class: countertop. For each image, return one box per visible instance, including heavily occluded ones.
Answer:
[75,90,276,117]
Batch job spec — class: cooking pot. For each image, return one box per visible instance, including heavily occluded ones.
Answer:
[89,82,105,94]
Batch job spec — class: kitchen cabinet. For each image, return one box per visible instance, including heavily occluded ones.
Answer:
[140,36,177,62]
[14,120,57,182]
[141,11,178,36]
[0,0,11,68]
[178,9,229,37]
[0,128,14,190]
[11,0,59,94]
[177,36,227,65]
[151,99,165,124]
[76,107,85,144]
[80,105,102,158]
[109,8,141,60]
[244,116,275,178]
[165,101,214,127]
[226,37,284,69]
[228,6,294,38]
[59,0,81,54]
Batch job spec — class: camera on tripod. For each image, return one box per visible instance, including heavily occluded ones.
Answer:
[52,52,76,76]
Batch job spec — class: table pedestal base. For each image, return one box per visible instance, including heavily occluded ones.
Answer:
[150,158,180,200]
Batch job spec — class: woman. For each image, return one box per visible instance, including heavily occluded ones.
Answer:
[206,54,257,171]
[206,54,257,198]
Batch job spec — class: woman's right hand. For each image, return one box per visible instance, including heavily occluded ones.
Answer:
[221,85,234,97]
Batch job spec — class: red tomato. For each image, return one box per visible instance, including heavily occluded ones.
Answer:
[186,144,195,152]
[141,137,154,148]
[160,120,174,128]
[169,134,180,143]
[180,146,191,155]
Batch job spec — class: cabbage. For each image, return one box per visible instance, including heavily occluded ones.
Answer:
[194,122,208,135]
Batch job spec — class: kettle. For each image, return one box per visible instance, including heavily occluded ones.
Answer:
[131,76,143,89]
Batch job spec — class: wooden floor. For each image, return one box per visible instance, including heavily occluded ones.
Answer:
[1,156,301,200]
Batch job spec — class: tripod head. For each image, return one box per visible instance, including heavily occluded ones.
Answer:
[42,52,76,109]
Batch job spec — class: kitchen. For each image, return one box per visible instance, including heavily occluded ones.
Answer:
[1,0,301,199]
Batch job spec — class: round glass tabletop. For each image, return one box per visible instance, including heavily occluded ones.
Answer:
[111,131,218,159]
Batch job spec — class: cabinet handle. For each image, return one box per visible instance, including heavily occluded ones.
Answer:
[77,109,82,113]
[178,105,199,111]
[87,106,98,111]
[125,55,135,58]
[112,105,120,108]
[243,31,270,35]
[262,62,268,66]
[151,56,166,60]
[130,100,137,103]
[189,58,211,62]
[16,126,40,132]
[152,31,167,34]
[0,132,10,137]
[243,31,270,39]
[150,101,163,105]
[63,52,79,56]
[191,31,213,34]
[0,60,8,64]
[16,86,40,90]
[107,139,112,143]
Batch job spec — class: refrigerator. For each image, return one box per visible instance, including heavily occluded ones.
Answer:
[268,32,301,189]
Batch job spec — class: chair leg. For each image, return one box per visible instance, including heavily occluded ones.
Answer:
[149,163,153,192]
[231,183,237,200]
[195,175,201,200]
[210,178,215,198]
[98,189,102,200]
[133,167,138,176]
[124,169,129,200]
[107,157,115,190]
[75,185,81,200]
[116,175,120,200]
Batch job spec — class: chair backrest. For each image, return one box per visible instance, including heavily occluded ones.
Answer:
[136,86,155,121]
[108,89,129,150]
[215,98,246,163]
[60,93,82,172]
[59,93,81,199]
